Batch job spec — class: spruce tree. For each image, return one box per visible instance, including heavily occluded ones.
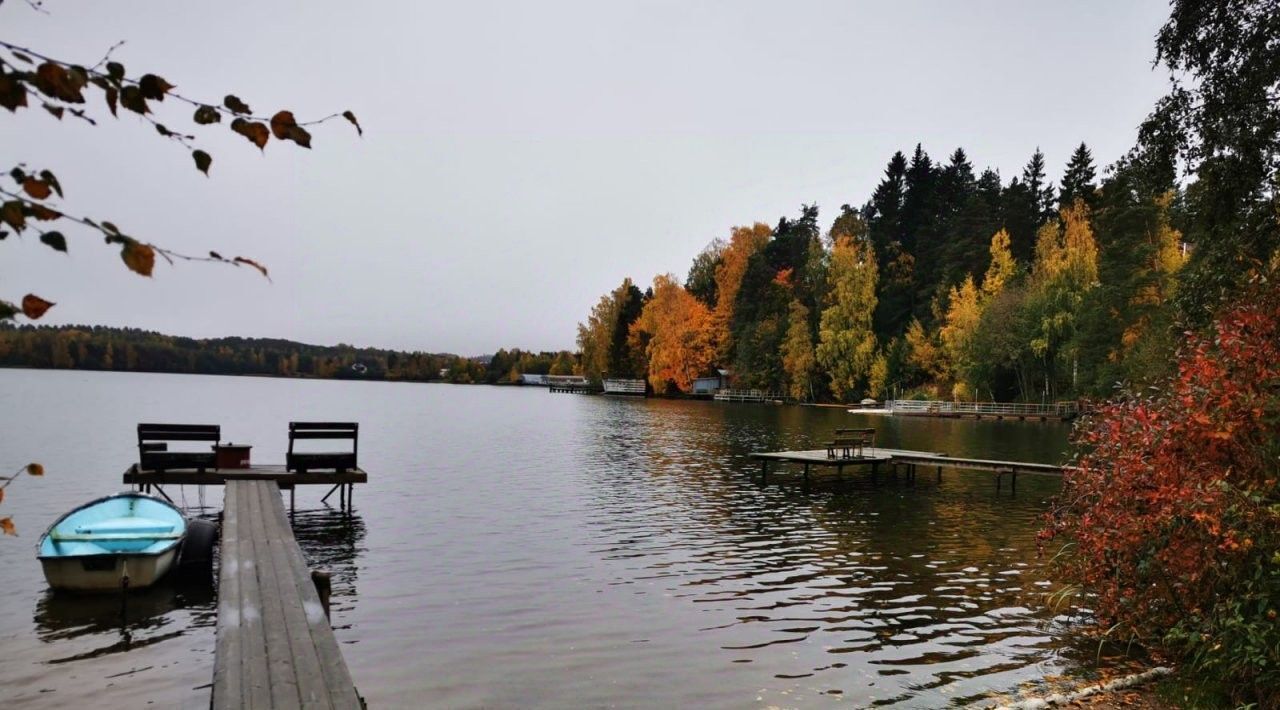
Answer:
[1059,142,1098,210]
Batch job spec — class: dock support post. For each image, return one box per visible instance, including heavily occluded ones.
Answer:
[871,461,879,485]
[802,463,810,490]
[311,569,332,620]
[1010,471,1017,492]
[996,472,1003,491]
[321,483,341,504]
[760,460,768,484]
[937,466,942,483]
[289,485,295,513]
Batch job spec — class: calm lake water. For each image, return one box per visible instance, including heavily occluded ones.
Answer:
[0,369,1114,708]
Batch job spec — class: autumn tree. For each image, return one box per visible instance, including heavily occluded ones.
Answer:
[575,278,645,382]
[711,223,771,361]
[981,228,1018,299]
[780,298,816,401]
[816,235,878,401]
[939,275,981,398]
[628,274,715,393]
[1025,201,1099,397]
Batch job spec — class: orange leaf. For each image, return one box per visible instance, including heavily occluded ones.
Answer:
[230,118,269,150]
[121,242,155,277]
[29,204,61,221]
[0,488,4,504]
[234,256,270,280]
[26,463,44,476]
[0,517,15,536]
[22,178,51,200]
[270,110,297,139]
[20,293,54,319]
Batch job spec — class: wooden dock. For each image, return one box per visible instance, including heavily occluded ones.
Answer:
[749,446,1063,489]
[213,479,361,709]
[122,464,365,510]
[713,388,783,403]
[880,399,1084,421]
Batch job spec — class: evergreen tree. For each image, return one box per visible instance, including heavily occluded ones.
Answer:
[864,152,913,341]
[1058,142,1098,210]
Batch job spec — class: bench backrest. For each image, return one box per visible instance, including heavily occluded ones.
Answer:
[834,428,875,436]
[288,422,358,454]
[138,423,221,443]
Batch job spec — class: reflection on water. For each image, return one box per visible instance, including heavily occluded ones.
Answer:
[0,371,1128,709]
[35,581,215,664]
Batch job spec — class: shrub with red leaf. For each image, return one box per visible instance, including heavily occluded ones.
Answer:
[1043,274,1280,704]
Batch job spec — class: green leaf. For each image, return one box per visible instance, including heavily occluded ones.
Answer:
[0,300,18,321]
[192,149,211,176]
[39,231,67,252]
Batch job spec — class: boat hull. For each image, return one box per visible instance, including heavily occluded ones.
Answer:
[39,547,179,592]
[37,492,187,593]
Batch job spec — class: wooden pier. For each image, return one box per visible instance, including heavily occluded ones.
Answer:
[213,479,361,709]
[546,375,598,394]
[714,388,783,403]
[880,399,1083,421]
[749,446,1063,490]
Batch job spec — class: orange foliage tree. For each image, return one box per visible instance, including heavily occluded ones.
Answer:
[712,223,771,360]
[629,274,715,393]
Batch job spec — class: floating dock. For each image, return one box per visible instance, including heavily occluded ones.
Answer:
[213,479,361,709]
[749,446,1063,490]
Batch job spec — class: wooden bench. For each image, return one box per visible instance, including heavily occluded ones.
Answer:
[825,428,876,459]
[138,423,220,472]
[287,422,358,473]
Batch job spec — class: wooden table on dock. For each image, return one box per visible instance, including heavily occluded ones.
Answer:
[213,480,361,709]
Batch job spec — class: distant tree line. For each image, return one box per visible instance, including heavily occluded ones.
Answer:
[0,323,576,385]
[576,139,1200,402]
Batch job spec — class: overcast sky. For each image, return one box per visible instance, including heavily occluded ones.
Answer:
[4,0,1171,354]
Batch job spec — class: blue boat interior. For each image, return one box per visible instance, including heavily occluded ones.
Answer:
[39,494,186,557]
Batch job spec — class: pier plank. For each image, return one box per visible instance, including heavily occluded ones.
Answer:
[212,480,360,710]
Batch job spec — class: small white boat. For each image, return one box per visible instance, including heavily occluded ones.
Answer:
[37,492,187,592]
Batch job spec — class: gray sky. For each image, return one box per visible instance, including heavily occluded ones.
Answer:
[4,0,1171,354]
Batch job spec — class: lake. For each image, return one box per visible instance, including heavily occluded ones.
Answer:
[0,369,1113,708]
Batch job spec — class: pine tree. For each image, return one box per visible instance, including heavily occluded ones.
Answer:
[1058,142,1098,210]
[1023,148,1056,221]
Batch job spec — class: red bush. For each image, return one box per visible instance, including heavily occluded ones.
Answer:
[1043,275,1280,701]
